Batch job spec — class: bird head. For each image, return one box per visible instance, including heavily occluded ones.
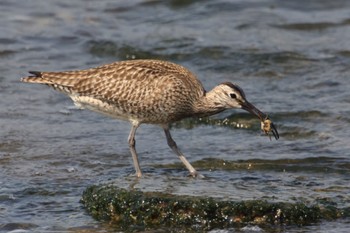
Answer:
[214,82,263,118]
[212,82,279,140]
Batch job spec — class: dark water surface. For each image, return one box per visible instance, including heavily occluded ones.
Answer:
[1,0,350,232]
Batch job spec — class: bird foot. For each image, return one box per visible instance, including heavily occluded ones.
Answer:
[188,171,205,179]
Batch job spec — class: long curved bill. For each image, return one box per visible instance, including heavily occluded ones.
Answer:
[241,101,279,140]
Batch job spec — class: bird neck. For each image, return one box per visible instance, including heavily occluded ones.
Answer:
[193,89,226,117]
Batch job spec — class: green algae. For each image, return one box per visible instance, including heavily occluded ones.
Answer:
[81,185,346,231]
[155,157,350,174]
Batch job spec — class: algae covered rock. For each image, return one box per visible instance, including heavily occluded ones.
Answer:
[80,184,342,231]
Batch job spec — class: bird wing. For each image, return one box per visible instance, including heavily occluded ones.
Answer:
[72,60,205,104]
[22,60,205,105]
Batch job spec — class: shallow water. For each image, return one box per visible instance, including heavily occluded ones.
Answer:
[1,0,350,232]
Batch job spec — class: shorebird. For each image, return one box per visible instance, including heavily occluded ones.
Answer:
[21,59,279,177]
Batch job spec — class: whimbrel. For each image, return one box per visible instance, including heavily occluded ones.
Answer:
[21,59,279,177]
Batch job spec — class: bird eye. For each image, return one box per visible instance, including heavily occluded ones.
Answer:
[230,93,237,99]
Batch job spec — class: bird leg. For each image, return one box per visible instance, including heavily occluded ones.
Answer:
[163,126,199,177]
[128,123,142,178]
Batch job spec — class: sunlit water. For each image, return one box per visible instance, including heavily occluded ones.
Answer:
[1,0,350,232]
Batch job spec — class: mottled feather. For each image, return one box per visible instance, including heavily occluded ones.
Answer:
[22,59,206,123]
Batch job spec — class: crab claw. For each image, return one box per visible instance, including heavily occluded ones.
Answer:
[269,122,279,140]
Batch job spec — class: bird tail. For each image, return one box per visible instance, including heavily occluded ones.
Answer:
[21,71,75,94]
[21,71,48,84]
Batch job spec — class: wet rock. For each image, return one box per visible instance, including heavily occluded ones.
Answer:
[81,184,345,231]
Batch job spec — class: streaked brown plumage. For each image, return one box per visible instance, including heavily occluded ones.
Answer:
[22,59,279,177]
